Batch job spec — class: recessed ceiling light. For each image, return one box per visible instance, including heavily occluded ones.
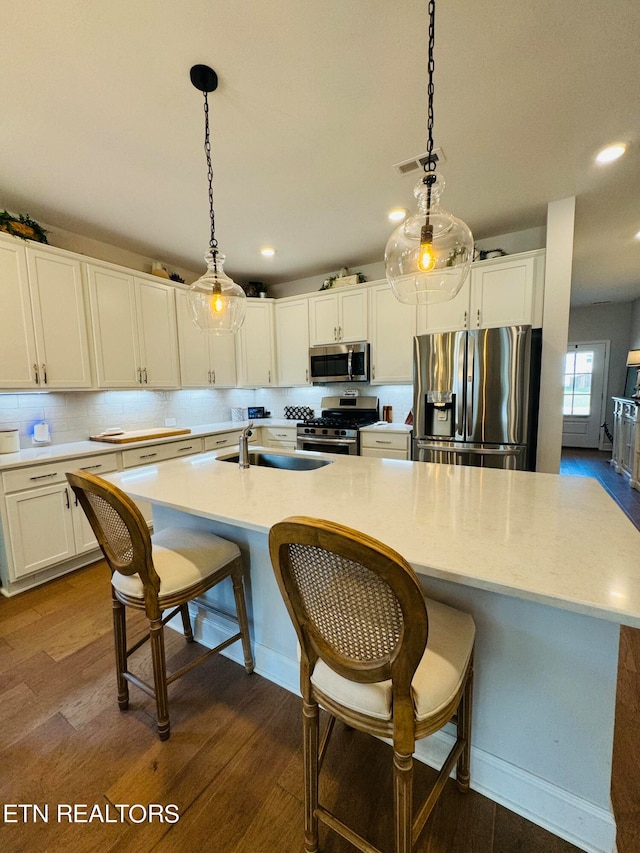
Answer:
[635,230,640,240]
[595,143,627,164]
[260,247,277,257]
[388,208,408,222]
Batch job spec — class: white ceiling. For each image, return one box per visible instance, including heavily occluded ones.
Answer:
[2,1,639,307]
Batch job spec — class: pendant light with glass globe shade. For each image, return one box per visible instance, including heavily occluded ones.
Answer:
[187,64,246,334]
[385,0,474,305]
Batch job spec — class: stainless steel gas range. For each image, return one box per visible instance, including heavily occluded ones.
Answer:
[296,396,379,455]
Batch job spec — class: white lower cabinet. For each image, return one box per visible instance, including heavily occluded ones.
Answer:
[262,425,297,449]
[2,453,118,587]
[204,429,259,452]
[359,429,411,460]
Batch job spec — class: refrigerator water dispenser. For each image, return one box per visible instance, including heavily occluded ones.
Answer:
[424,393,455,438]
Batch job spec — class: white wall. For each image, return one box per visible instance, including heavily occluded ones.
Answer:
[568,302,632,433]
[628,298,640,348]
[0,207,200,284]
[537,198,576,474]
[0,384,412,449]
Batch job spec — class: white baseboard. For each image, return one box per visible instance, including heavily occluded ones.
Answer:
[184,607,616,853]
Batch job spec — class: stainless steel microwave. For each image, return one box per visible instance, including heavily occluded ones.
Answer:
[308,342,370,384]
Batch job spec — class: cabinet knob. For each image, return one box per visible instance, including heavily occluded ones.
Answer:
[463,311,468,328]
[211,370,216,384]
[33,363,40,385]
[476,309,481,327]
[42,363,48,384]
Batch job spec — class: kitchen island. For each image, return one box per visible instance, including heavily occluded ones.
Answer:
[106,449,640,853]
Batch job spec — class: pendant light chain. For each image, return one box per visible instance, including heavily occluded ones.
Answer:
[202,90,218,261]
[425,0,436,175]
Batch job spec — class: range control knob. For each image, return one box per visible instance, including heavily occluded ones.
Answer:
[322,429,328,435]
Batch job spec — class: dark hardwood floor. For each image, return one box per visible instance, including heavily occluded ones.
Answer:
[0,453,637,852]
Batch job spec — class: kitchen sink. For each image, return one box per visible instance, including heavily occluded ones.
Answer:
[217,451,332,471]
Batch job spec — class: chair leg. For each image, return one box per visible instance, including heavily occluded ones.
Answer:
[303,699,320,853]
[456,666,473,793]
[111,591,129,711]
[232,567,254,673]
[179,603,194,642]
[149,617,170,740]
[393,751,414,853]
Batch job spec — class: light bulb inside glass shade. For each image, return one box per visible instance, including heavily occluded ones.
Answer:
[385,173,474,304]
[188,251,246,334]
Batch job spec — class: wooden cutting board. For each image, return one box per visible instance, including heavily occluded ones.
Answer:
[90,427,191,444]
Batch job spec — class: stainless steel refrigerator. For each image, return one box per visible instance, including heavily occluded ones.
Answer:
[412,325,541,470]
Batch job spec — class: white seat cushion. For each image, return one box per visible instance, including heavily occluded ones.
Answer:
[112,526,240,601]
[310,596,475,723]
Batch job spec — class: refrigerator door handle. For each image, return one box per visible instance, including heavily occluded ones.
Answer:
[416,442,523,457]
[466,334,474,440]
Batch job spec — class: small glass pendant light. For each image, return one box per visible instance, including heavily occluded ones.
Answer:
[385,0,473,304]
[188,64,246,334]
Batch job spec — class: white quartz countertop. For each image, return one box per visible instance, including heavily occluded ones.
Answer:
[106,449,640,628]
[0,419,293,471]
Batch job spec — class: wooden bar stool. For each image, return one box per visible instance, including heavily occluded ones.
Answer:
[269,516,475,853]
[67,470,254,740]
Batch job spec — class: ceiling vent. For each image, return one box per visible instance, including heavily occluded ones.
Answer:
[393,148,445,176]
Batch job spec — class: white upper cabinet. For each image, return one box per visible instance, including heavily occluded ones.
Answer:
[0,238,38,388]
[0,237,92,389]
[175,289,236,387]
[369,281,416,384]
[135,278,180,387]
[235,300,276,387]
[275,298,310,386]
[417,250,545,334]
[308,288,368,345]
[87,264,179,388]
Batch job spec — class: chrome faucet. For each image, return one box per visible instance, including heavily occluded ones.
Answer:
[238,421,253,469]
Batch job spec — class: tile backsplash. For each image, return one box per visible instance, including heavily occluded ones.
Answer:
[0,385,413,448]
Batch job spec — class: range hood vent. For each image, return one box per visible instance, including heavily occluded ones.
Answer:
[393,147,445,175]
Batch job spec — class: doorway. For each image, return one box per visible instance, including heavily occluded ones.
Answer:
[562,341,609,448]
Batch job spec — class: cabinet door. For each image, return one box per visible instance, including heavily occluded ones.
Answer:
[369,283,416,384]
[87,265,140,387]
[27,248,93,388]
[71,501,100,554]
[236,301,275,386]
[0,239,38,388]
[175,289,211,387]
[308,293,339,344]
[339,289,368,342]
[135,279,179,388]
[417,275,471,335]
[471,255,535,329]
[275,299,310,386]
[209,334,237,387]
[6,484,76,578]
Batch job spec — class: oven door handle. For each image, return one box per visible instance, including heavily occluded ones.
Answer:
[297,436,357,448]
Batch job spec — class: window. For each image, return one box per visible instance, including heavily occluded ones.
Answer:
[563,350,594,415]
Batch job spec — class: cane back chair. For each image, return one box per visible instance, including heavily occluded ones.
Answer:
[269,516,475,853]
[67,470,254,740]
